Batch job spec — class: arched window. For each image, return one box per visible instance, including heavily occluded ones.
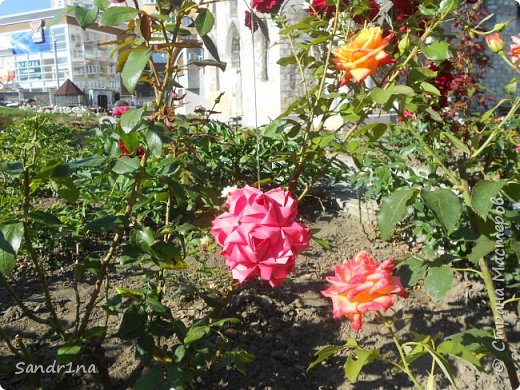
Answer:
[231,35,241,69]
[260,34,269,81]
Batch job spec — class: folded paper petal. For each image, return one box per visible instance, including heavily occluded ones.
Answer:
[211,185,311,287]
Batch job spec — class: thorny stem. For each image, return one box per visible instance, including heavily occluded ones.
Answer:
[499,52,520,75]
[471,98,520,159]
[0,272,49,326]
[406,123,465,191]
[77,154,148,337]
[402,96,519,387]
[0,326,22,358]
[22,148,65,339]
[478,255,520,389]
[286,0,342,193]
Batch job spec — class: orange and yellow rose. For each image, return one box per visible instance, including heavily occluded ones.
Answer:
[321,251,408,332]
[509,34,520,65]
[332,27,395,85]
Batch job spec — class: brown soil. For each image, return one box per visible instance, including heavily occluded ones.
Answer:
[0,211,517,390]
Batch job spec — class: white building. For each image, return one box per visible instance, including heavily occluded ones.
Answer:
[193,1,306,126]
[0,7,122,107]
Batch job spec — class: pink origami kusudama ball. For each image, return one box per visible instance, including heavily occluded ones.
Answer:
[210,185,311,287]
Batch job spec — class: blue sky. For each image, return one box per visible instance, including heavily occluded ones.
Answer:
[0,0,50,16]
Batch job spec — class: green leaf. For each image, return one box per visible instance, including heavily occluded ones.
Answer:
[422,41,451,61]
[421,189,461,234]
[201,34,222,64]
[120,108,144,134]
[0,223,24,275]
[428,350,457,387]
[67,155,107,169]
[312,237,331,250]
[115,286,145,300]
[418,4,437,16]
[392,85,416,96]
[263,120,286,138]
[51,177,79,202]
[426,107,443,122]
[442,132,470,154]
[471,180,507,219]
[345,347,379,383]
[75,6,99,30]
[371,86,394,104]
[135,366,165,390]
[131,227,155,254]
[28,211,63,226]
[86,215,129,233]
[408,67,438,84]
[145,129,162,157]
[184,325,211,344]
[439,0,460,13]
[277,56,297,66]
[94,0,109,10]
[400,256,427,287]
[100,6,138,26]
[57,341,82,364]
[420,81,441,96]
[116,305,147,339]
[150,241,186,270]
[308,345,345,371]
[119,131,139,155]
[424,266,453,301]
[0,161,23,177]
[146,297,169,315]
[437,339,482,370]
[468,236,496,264]
[121,48,152,93]
[195,8,214,36]
[112,156,140,175]
[174,344,186,363]
[377,188,416,241]
[482,99,508,121]
[192,59,227,71]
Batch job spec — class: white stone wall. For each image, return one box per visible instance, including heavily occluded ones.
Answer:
[201,1,307,126]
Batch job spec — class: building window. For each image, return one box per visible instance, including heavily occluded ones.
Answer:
[261,35,268,81]
[231,36,240,69]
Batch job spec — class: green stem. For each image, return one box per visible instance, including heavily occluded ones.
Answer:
[471,99,520,159]
[499,52,520,74]
[478,256,520,389]
[378,313,424,390]
[22,149,65,338]
[0,326,22,358]
[406,123,465,191]
[0,272,50,326]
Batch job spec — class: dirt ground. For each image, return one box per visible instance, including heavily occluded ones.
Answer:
[0,209,517,389]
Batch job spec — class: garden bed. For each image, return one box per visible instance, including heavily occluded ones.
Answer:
[0,208,514,389]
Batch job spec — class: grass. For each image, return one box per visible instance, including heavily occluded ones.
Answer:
[0,106,99,131]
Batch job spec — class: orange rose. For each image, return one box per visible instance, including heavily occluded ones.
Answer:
[332,27,395,85]
[321,251,408,332]
[509,34,520,65]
